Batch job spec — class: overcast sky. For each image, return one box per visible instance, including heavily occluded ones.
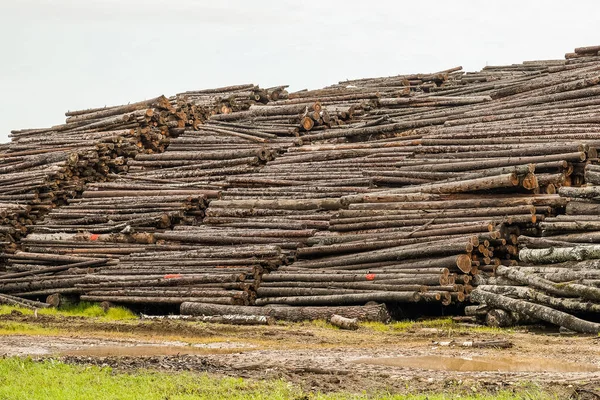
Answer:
[1,0,599,143]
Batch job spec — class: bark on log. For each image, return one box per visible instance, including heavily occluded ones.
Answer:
[559,186,600,199]
[494,265,600,301]
[255,291,420,306]
[141,314,274,325]
[519,245,600,263]
[0,293,51,309]
[471,289,600,334]
[330,314,359,330]
[180,302,390,322]
[477,285,600,314]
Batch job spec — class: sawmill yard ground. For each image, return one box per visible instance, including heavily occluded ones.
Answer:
[0,305,599,399]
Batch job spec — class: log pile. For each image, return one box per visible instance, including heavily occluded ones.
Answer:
[248,46,600,313]
[471,184,600,333]
[0,85,269,258]
[254,192,563,308]
[172,84,282,130]
[3,46,600,326]
[0,85,284,304]
[0,96,177,257]
[77,232,287,305]
[124,125,293,191]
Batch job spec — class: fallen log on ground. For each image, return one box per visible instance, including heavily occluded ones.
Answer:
[471,289,600,333]
[330,314,358,330]
[180,302,390,322]
[140,314,274,325]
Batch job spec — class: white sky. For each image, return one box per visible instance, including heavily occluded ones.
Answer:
[1,0,599,143]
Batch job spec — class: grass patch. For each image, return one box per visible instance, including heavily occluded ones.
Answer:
[0,302,137,321]
[0,357,558,400]
[468,325,512,334]
[416,318,456,329]
[0,321,61,335]
[361,318,457,333]
[0,357,299,400]
[304,319,340,330]
[361,318,512,335]
[361,321,392,332]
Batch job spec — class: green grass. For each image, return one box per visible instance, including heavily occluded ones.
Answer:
[361,318,512,335]
[0,357,557,400]
[361,318,456,333]
[305,319,340,330]
[299,318,459,333]
[0,321,61,335]
[0,357,298,400]
[0,302,137,321]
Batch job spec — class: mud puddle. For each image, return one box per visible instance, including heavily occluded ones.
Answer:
[61,343,253,357]
[356,355,600,373]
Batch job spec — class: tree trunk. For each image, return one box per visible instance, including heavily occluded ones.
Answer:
[46,293,77,308]
[471,289,600,333]
[519,245,600,263]
[477,285,600,314]
[142,314,274,325]
[559,186,600,199]
[255,291,420,306]
[80,295,241,305]
[180,302,390,322]
[330,314,359,330]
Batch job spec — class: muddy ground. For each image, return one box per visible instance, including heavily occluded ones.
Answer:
[2,313,600,397]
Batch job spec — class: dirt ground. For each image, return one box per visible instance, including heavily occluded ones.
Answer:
[2,313,600,397]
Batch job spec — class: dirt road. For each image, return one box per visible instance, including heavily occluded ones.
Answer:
[2,313,600,397]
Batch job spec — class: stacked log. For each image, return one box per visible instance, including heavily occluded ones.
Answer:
[210,96,366,134]
[0,180,215,299]
[4,45,600,324]
[0,84,273,298]
[71,225,290,305]
[32,183,213,233]
[255,192,562,307]
[173,84,281,129]
[331,66,463,95]
[0,238,284,305]
[0,203,28,253]
[245,46,600,312]
[0,85,271,257]
[124,126,293,191]
[472,184,600,333]
[0,96,178,257]
[0,252,112,297]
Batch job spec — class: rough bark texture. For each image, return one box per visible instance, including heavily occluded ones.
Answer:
[330,314,359,330]
[180,302,390,322]
[3,45,600,320]
[520,245,600,263]
[471,289,600,333]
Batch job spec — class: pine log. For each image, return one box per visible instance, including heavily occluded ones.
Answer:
[330,314,359,330]
[471,289,600,333]
[254,291,420,306]
[180,302,390,322]
[519,245,600,263]
[141,314,274,325]
[477,285,600,314]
